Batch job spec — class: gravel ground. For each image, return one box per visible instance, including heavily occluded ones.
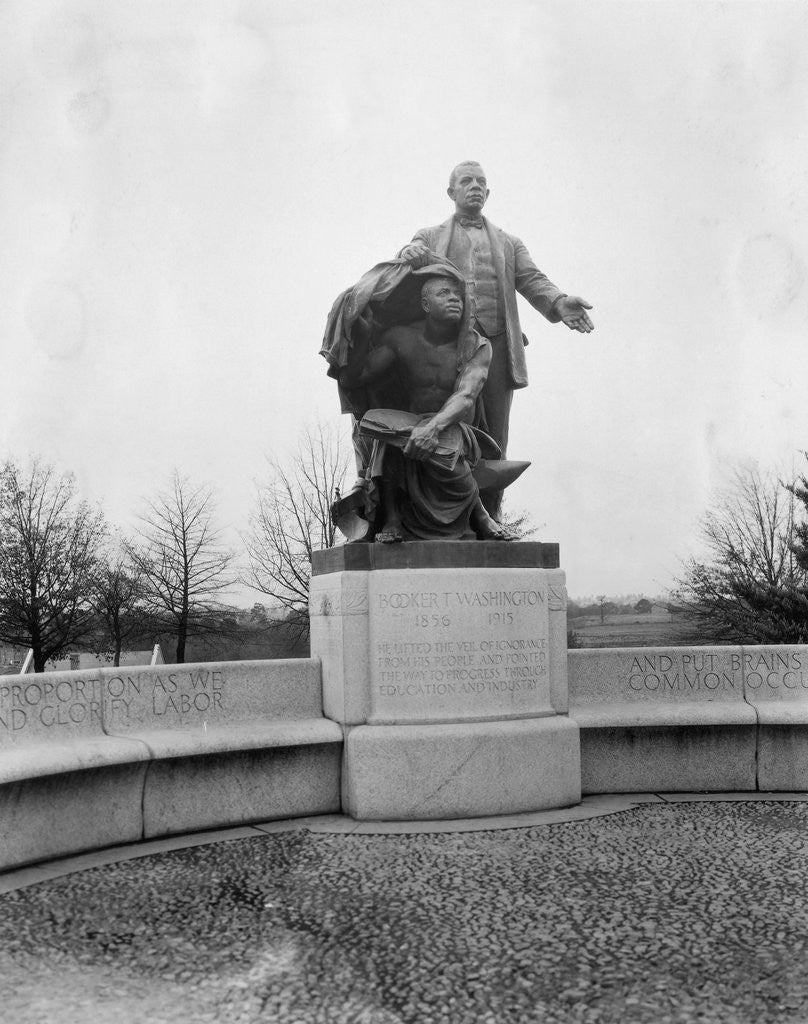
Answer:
[1,801,808,1024]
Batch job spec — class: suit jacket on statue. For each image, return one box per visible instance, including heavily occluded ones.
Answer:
[401,216,565,389]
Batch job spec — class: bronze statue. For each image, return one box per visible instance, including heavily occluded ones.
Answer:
[398,161,594,518]
[321,259,527,542]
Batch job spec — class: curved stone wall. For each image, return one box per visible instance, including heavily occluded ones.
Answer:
[0,659,342,871]
[568,645,808,793]
[3,644,808,872]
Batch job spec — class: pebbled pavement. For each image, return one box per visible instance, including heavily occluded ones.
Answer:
[1,801,807,1023]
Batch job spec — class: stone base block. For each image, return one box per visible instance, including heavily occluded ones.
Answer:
[758,725,808,790]
[0,763,147,871]
[142,744,342,838]
[343,717,580,821]
[310,549,570,727]
[579,725,757,794]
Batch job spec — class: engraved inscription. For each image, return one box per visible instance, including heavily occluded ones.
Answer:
[737,649,808,690]
[0,675,136,732]
[150,668,225,716]
[625,653,741,693]
[0,668,228,734]
[622,649,808,695]
[378,588,545,610]
[370,573,551,718]
[377,637,546,696]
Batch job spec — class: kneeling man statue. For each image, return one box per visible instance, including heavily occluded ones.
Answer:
[322,259,528,542]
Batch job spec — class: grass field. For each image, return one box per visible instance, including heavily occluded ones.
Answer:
[569,612,695,648]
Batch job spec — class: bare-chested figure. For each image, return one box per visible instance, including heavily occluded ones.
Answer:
[338,274,509,542]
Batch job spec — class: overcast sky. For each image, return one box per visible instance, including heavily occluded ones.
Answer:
[2,0,807,601]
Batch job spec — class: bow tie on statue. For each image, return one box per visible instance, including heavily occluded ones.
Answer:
[458,216,483,229]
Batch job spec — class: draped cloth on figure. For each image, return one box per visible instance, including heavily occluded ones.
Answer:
[320,256,486,423]
[358,410,488,540]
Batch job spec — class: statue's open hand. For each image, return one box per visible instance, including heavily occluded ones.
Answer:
[404,420,439,461]
[399,243,431,269]
[557,295,594,333]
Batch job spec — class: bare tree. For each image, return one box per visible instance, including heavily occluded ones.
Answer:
[0,459,106,672]
[91,535,150,667]
[674,463,806,643]
[130,472,235,663]
[244,422,350,640]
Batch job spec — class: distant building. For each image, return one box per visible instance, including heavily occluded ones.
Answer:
[647,602,683,620]
[0,642,27,675]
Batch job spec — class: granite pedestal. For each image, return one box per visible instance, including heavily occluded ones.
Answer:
[309,542,581,820]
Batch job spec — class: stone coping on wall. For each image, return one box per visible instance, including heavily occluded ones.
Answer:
[128,720,343,759]
[570,700,756,728]
[311,540,560,575]
[0,736,151,786]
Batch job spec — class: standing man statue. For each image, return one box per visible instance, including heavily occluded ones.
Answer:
[398,161,594,519]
